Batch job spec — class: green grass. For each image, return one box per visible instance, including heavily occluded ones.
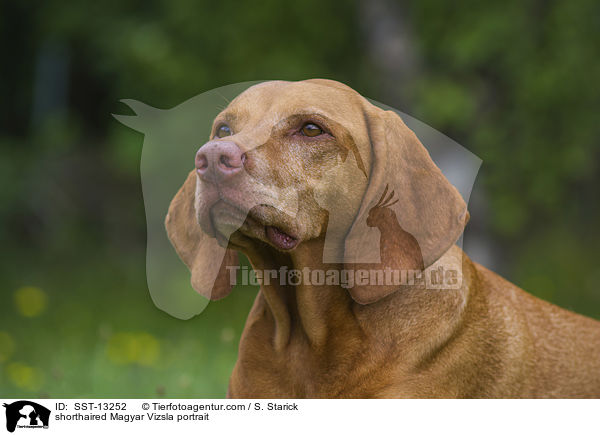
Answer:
[0,247,257,398]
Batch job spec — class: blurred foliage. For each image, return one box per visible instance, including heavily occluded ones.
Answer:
[14,286,47,318]
[0,0,599,397]
[412,0,600,236]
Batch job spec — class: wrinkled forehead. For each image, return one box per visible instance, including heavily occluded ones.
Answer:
[221,80,372,134]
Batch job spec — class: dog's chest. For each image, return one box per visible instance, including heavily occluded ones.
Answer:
[229,313,394,398]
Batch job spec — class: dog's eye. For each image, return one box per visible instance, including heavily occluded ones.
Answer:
[215,124,232,138]
[301,123,323,137]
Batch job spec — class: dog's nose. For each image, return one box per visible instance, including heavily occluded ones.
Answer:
[195,140,246,182]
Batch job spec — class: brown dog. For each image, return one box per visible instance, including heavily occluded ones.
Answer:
[166,79,600,398]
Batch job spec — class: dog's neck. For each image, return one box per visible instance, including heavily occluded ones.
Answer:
[245,237,472,354]
[243,236,356,350]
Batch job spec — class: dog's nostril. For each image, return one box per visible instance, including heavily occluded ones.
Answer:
[219,154,232,168]
[218,151,243,170]
[241,152,247,165]
[196,154,208,171]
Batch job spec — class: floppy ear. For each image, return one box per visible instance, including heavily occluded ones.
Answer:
[165,170,238,300]
[344,108,469,304]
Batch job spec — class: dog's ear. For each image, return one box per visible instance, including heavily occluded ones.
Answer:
[165,170,238,300]
[344,108,469,304]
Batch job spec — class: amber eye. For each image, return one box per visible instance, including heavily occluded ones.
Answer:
[215,124,232,138]
[301,123,323,137]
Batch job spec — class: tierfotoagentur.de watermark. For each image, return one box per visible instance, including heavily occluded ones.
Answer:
[227,265,461,290]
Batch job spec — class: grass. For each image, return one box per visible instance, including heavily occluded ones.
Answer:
[0,246,257,398]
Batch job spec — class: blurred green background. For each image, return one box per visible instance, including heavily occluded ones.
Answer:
[1,0,599,398]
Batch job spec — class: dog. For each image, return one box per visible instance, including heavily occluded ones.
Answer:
[165,79,600,398]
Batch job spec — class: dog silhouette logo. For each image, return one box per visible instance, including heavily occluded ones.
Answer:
[3,401,50,433]
[113,81,481,319]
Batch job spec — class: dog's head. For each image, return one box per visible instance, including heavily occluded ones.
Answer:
[166,79,468,303]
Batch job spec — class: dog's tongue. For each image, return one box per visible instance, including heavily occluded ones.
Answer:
[266,226,299,250]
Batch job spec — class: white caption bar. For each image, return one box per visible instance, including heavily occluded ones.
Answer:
[0,398,597,435]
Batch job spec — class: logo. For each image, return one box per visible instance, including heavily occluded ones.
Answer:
[3,401,50,433]
[113,81,481,319]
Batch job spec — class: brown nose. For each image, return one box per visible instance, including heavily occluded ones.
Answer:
[195,140,246,182]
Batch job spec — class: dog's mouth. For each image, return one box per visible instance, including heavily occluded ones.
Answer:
[208,200,300,252]
[265,225,299,250]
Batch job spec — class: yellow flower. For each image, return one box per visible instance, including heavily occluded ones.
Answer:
[0,331,15,362]
[106,332,160,367]
[14,286,47,318]
[135,333,161,366]
[6,362,44,391]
